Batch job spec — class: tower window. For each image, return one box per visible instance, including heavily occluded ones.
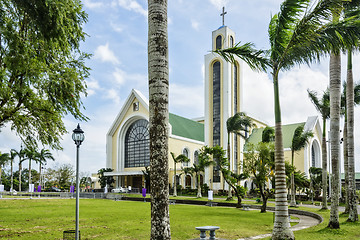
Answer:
[216,35,222,50]
[230,36,234,48]
[212,61,221,182]
[182,148,189,167]
[234,64,238,113]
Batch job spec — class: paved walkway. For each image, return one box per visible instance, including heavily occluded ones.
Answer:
[237,213,321,240]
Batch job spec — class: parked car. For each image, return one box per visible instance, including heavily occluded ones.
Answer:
[49,187,61,192]
[111,187,127,193]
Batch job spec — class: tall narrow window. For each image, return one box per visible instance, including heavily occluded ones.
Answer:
[234,135,238,174]
[182,148,189,167]
[311,145,316,167]
[230,36,234,47]
[216,35,222,50]
[194,150,199,165]
[213,61,221,182]
[234,64,238,113]
[125,119,150,168]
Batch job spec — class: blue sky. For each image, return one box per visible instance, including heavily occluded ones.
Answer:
[1,0,360,175]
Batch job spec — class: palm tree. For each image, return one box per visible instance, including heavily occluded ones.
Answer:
[36,149,54,188]
[14,148,26,191]
[183,147,213,198]
[217,0,360,237]
[148,0,170,238]
[226,112,255,199]
[308,89,330,209]
[170,152,189,197]
[9,149,17,192]
[290,126,313,207]
[23,147,37,189]
[343,0,360,223]
[0,152,11,185]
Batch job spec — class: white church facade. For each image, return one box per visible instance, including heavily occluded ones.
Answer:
[105,23,323,192]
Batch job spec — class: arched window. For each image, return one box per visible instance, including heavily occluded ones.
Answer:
[194,150,199,165]
[311,140,321,168]
[216,35,222,49]
[185,175,192,187]
[182,148,189,167]
[311,145,315,167]
[124,119,150,168]
[230,36,234,47]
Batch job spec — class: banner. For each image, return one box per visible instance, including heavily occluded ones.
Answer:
[29,184,34,193]
[208,190,213,201]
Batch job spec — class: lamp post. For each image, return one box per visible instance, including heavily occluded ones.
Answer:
[72,124,85,240]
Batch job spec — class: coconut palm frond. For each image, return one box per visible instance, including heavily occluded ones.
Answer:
[215,42,269,72]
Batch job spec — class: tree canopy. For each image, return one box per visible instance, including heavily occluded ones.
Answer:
[0,0,90,150]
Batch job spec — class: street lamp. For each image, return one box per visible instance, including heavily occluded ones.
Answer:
[72,124,84,240]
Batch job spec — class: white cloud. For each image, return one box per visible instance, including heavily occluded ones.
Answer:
[105,89,121,105]
[191,20,200,31]
[110,22,124,33]
[169,83,204,118]
[112,68,126,85]
[94,43,120,65]
[115,0,148,18]
[209,0,229,10]
[82,0,104,9]
[86,78,101,96]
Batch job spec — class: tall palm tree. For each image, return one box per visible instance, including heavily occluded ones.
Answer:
[148,0,170,238]
[0,152,11,185]
[226,112,255,199]
[217,0,360,237]
[343,0,360,223]
[15,148,26,191]
[36,149,54,188]
[290,126,313,207]
[308,89,330,209]
[170,152,189,197]
[9,149,17,192]
[24,147,37,189]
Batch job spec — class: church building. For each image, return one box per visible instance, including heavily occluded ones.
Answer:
[105,16,323,192]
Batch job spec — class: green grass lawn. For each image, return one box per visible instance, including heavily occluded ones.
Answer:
[0,199,274,239]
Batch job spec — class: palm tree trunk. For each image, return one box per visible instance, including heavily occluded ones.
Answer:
[290,150,296,207]
[197,173,202,198]
[321,118,328,209]
[173,163,177,197]
[10,158,13,192]
[343,120,349,214]
[328,52,341,229]
[19,163,22,192]
[148,0,171,239]
[345,50,358,222]
[227,133,232,200]
[28,159,32,188]
[271,73,294,240]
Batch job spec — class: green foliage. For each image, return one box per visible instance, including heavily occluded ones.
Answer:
[262,126,275,143]
[0,0,90,150]
[97,168,115,188]
[42,164,74,190]
[226,112,256,139]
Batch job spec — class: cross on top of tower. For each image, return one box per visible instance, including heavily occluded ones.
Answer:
[220,6,227,26]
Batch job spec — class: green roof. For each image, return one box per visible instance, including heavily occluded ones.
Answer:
[169,113,204,142]
[245,122,305,150]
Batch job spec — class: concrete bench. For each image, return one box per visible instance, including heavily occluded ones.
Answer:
[242,204,250,210]
[195,226,220,240]
[205,201,218,207]
[169,199,176,205]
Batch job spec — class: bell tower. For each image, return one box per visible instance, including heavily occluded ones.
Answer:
[204,14,243,190]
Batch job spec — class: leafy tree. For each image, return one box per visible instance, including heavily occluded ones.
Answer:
[308,88,330,209]
[244,142,274,212]
[216,0,360,237]
[170,152,189,197]
[226,112,255,199]
[290,126,313,207]
[0,0,89,150]
[148,0,171,238]
[208,145,247,208]
[183,147,213,198]
[0,152,10,185]
[36,149,55,186]
[97,168,115,189]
